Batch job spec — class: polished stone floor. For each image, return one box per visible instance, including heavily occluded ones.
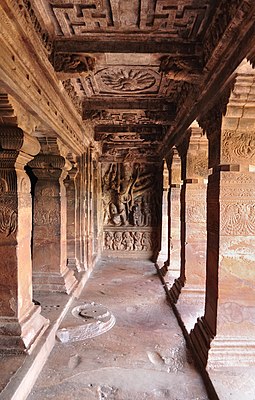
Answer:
[28,259,208,400]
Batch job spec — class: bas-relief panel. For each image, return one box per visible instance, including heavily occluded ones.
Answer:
[102,162,162,254]
[0,175,18,238]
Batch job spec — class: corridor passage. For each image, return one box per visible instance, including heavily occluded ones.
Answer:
[28,260,208,400]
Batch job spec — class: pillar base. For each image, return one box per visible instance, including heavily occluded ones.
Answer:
[33,268,78,294]
[175,287,205,333]
[189,317,212,368]
[168,277,184,303]
[67,257,81,272]
[0,305,49,354]
[207,336,255,368]
[181,286,205,299]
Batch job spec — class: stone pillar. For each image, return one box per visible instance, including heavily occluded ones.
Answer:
[0,126,48,353]
[92,153,100,261]
[64,163,81,274]
[81,151,88,270]
[87,146,94,268]
[158,161,169,267]
[176,124,208,331]
[74,156,83,271]
[167,150,182,290]
[191,62,255,367]
[168,134,191,303]
[29,153,77,294]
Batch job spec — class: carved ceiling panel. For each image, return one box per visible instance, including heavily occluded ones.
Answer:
[73,66,164,97]
[27,0,255,161]
[48,0,211,39]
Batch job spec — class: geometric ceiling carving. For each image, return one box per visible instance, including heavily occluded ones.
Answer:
[50,0,211,39]
[30,0,255,161]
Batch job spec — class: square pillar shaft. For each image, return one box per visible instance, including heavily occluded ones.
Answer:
[0,126,48,353]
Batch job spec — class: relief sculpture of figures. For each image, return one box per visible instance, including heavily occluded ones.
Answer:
[104,230,155,252]
[0,206,17,237]
[133,231,143,251]
[102,162,161,228]
[141,232,151,251]
[105,231,113,250]
[113,232,123,250]
[122,231,134,251]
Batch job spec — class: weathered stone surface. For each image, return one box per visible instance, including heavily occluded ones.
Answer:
[0,126,48,353]
[56,302,115,343]
[29,148,77,294]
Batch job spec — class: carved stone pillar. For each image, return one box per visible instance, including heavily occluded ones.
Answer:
[0,126,48,353]
[92,153,100,261]
[29,153,77,294]
[168,133,191,303]
[158,161,169,267]
[73,155,83,272]
[167,150,182,289]
[176,124,208,331]
[80,151,88,270]
[64,164,81,273]
[191,64,255,367]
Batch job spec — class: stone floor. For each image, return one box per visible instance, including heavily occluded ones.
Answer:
[28,259,209,400]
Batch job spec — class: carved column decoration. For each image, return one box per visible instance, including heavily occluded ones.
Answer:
[168,131,191,303]
[165,148,182,299]
[29,151,77,294]
[191,61,255,368]
[0,126,48,353]
[176,123,208,331]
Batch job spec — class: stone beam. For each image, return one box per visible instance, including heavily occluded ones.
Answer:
[95,125,163,135]
[54,37,202,55]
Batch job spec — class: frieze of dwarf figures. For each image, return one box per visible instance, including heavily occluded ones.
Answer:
[104,230,157,252]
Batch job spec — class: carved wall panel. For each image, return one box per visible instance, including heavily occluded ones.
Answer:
[221,130,255,164]
[101,161,162,256]
[221,202,255,236]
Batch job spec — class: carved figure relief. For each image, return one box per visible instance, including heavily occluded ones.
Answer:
[122,231,134,251]
[222,131,255,164]
[52,53,95,74]
[159,56,202,81]
[221,202,255,236]
[0,178,8,195]
[104,231,113,250]
[104,230,156,252]
[113,232,123,250]
[186,202,206,223]
[34,209,60,225]
[0,205,17,236]
[102,162,161,228]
